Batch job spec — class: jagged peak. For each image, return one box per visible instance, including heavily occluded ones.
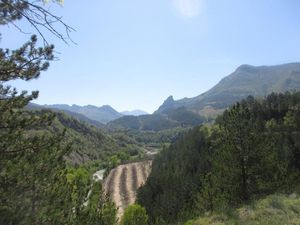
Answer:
[164,95,174,104]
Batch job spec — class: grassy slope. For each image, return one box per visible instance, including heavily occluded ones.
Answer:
[185,194,300,225]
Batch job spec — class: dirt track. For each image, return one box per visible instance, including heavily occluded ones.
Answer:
[103,161,152,218]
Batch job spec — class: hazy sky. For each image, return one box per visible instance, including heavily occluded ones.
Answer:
[2,0,300,113]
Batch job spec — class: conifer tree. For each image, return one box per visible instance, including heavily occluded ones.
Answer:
[1,2,118,224]
[0,1,102,224]
[213,101,280,205]
[0,1,73,224]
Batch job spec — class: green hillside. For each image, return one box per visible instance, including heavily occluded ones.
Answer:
[185,194,300,225]
[138,91,300,224]
[108,107,207,131]
[39,110,143,165]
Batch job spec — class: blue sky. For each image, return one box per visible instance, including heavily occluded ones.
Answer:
[2,0,300,113]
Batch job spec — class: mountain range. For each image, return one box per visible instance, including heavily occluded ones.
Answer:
[156,62,300,116]
[109,62,300,131]
[28,103,106,128]
[33,104,148,124]
[30,62,300,131]
[43,104,122,124]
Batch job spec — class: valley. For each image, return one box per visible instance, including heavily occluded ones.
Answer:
[2,1,300,224]
[23,62,300,224]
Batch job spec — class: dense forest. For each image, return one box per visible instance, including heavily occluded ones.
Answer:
[137,91,300,224]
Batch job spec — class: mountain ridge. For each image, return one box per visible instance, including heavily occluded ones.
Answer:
[41,104,122,124]
[110,62,300,131]
[155,62,300,115]
[30,62,300,131]
[37,104,149,124]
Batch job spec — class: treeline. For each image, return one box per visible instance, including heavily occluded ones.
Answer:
[137,92,300,224]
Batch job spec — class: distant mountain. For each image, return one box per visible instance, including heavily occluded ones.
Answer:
[109,62,300,131]
[121,110,149,116]
[43,104,123,124]
[28,103,105,128]
[156,62,300,116]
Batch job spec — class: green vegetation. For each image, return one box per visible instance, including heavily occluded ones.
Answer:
[138,91,300,224]
[120,204,148,225]
[0,1,118,224]
[184,194,300,225]
[108,107,207,131]
[113,127,188,148]
[46,111,143,165]
[1,2,300,225]
[64,166,117,225]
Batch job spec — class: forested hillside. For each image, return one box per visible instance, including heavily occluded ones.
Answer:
[138,91,300,224]
[47,111,143,165]
[108,107,207,131]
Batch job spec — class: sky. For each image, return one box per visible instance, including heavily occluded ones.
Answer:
[1,0,300,113]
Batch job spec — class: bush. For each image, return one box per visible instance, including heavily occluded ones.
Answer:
[120,204,148,225]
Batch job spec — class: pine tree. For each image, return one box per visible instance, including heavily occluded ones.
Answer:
[1,2,118,224]
[213,102,280,205]
[0,29,69,225]
[1,1,81,224]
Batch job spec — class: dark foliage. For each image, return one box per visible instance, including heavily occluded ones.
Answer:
[0,1,117,224]
[138,92,300,224]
